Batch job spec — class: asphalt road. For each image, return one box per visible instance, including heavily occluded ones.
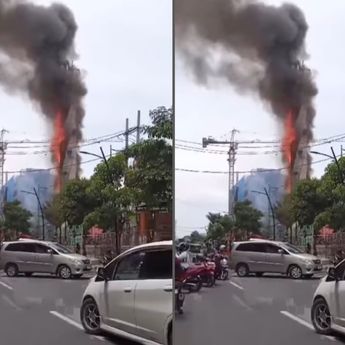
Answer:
[0,272,138,345]
[175,273,345,345]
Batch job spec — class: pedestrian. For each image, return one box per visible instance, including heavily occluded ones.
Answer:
[75,243,81,254]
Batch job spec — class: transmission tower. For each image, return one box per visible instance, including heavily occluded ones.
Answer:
[202,129,239,216]
[0,129,8,216]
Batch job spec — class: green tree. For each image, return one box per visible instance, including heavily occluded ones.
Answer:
[290,178,327,227]
[190,230,206,243]
[234,201,263,235]
[87,153,134,255]
[206,213,234,242]
[126,106,172,211]
[3,201,32,235]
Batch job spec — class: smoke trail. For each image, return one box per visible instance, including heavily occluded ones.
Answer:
[0,0,86,182]
[176,0,317,178]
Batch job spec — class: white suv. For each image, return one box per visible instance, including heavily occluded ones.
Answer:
[80,241,173,345]
[311,260,345,335]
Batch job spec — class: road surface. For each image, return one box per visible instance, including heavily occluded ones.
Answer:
[0,272,138,345]
[175,273,345,345]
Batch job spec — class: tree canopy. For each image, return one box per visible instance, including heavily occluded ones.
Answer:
[1,201,32,234]
[205,200,263,243]
[276,156,345,234]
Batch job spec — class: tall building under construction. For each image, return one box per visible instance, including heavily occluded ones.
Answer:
[291,105,311,189]
[61,106,80,187]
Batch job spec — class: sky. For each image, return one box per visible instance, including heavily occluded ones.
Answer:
[3,0,172,179]
[175,0,345,238]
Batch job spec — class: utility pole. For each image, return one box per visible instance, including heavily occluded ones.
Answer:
[202,129,239,216]
[136,110,141,144]
[125,118,129,150]
[0,129,8,217]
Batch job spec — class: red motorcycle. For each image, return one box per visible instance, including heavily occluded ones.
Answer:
[184,260,215,289]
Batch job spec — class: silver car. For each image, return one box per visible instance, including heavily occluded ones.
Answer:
[0,240,91,279]
[230,240,322,279]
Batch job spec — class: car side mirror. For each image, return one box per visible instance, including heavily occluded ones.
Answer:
[328,267,339,281]
[96,267,109,282]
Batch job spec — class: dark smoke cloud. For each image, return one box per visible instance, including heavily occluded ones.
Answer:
[0,0,86,173]
[176,0,318,171]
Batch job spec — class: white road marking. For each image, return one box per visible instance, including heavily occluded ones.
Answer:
[229,281,244,290]
[280,311,337,341]
[49,311,105,341]
[280,311,314,330]
[232,295,253,311]
[0,280,13,290]
[2,295,21,311]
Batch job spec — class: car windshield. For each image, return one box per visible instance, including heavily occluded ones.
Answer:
[281,243,304,254]
[50,243,74,254]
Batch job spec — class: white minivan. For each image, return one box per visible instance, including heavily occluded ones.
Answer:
[311,260,345,335]
[80,240,173,345]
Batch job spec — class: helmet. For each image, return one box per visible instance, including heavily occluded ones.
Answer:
[219,245,226,251]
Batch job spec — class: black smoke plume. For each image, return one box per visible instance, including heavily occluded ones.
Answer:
[176,0,317,176]
[0,0,86,180]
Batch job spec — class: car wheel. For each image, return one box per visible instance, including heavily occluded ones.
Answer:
[58,265,72,279]
[288,265,302,279]
[80,298,102,335]
[311,298,332,335]
[25,272,33,277]
[5,263,18,277]
[236,263,249,277]
[255,272,263,277]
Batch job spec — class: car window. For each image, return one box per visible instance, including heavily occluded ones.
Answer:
[335,260,345,280]
[35,244,52,254]
[236,243,266,252]
[113,251,145,281]
[5,243,36,252]
[139,249,172,279]
[266,244,282,254]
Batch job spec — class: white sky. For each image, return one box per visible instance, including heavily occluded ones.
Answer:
[3,0,172,178]
[175,0,345,237]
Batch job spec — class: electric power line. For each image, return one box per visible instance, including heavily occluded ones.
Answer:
[176,155,338,175]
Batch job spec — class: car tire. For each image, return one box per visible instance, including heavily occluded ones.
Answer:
[288,265,302,279]
[236,263,249,277]
[80,297,102,335]
[25,272,33,277]
[57,265,72,279]
[5,263,18,277]
[311,298,332,335]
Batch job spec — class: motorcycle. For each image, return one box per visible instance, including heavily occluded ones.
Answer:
[219,257,229,280]
[186,260,215,288]
[175,280,186,314]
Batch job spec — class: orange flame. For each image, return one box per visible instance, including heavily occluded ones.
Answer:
[282,110,298,193]
[51,110,67,193]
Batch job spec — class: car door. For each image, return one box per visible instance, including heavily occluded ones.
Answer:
[265,244,286,273]
[330,262,345,327]
[244,243,267,272]
[103,250,144,336]
[34,244,54,273]
[18,243,37,272]
[134,248,172,344]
